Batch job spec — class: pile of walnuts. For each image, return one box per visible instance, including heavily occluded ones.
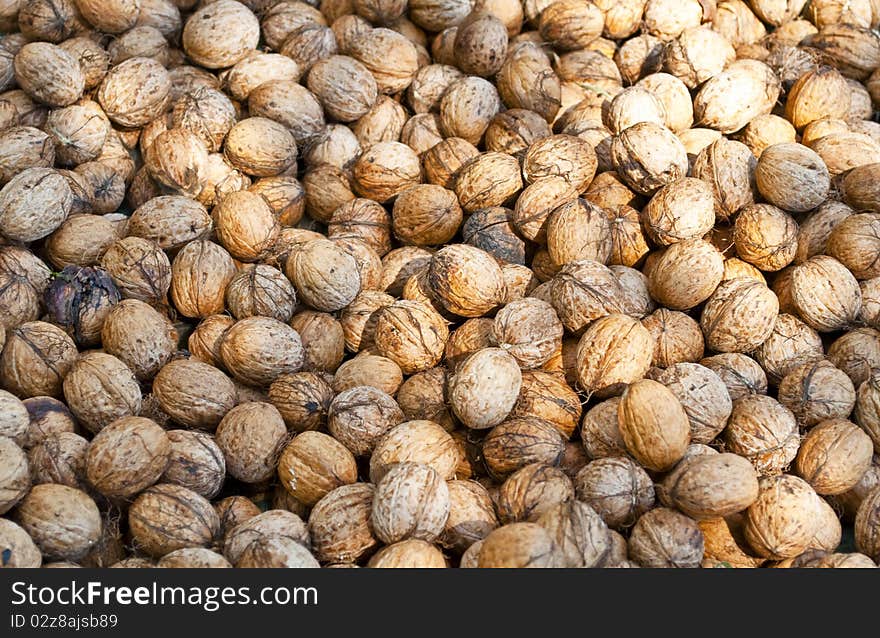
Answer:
[2,0,880,569]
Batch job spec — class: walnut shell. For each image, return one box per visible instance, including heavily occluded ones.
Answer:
[700,278,779,353]
[693,60,780,134]
[328,385,404,456]
[753,313,824,385]
[700,353,768,401]
[496,462,574,524]
[0,436,29,515]
[215,402,287,483]
[101,299,176,382]
[307,55,378,123]
[778,359,856,427]
[439,76,502,145]
[268,371,334,433]
[795,418,873,495]
[85,416,170,499]
[427,244,506,318]
[0,518,42,568]
[744,474,822,559]
[161,429,225,500]
[628,507,704,568]
[13,42,84,107]
[62,352,141,435]
[617,378,690,471]
[659,453,759,519]
[732,203,798,272]
[396,367,456,432]
[0,126,55,184]
[14,484,101,560]
[152,358,236,430]
[224,117,297,178]
[575,313,654,398]
[0,322,78,399]
[641,308,704,368]
[548,259,625,334]
[371,462,450,544]
[128,196,212,252]
[128,483,219,557]
[309,483,379,563]
[188,315,235,368]
[725,394,800,476]
[286,239,361,312]
[755,143,830,213]
[855,486,880,561]
[449,348,522,430]
[482,417,565,478]
[790,256,862,332]
[392,184,462,247]
[477,522,563,567]
[439,479,499,553]
[46,214,116,270]
[0,168,73,243]
[610,121,689,195]
[219,317,303,387]
[170,240,236,319]
[182,0,259,69]
[645,239,724,310]
[652,363,732,444]
[278,431,357,506]
[97,56,170,128]
[574,457,655,529]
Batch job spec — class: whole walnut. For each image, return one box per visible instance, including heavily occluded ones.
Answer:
[46,215,117,270]
[397,367,456,432]
[0,518,41,568]
[725,394,800,476]
[744,474,822,560]
[127,196,212,253]
[477,522,563,568]
[611,122,688,195]
[693,60,781,134]
[755,143,830,213]
[393,185,463,247]
[575,457,655,529]
[700,278,779,353]
[778,359,856,427]
[97,56,170,128]
[226,265,296,324]
[182,0,259,69]
[628,507,704,568]
[224,117,298,178]
[162,429,225,500]
[268,371,334,433]
[328,385,404,456]
[796,419,873,495]
[14,484,101,561]
[641,178,715,246]
[0,322,78,399]
[496,462,574,524]
[753,313,824,385]
[62,352,141,434]
[219,317,303,387]
[22,396,76,450]
[733,204,799,272]
[658,453,759,519]
[482,417,565,478]
[0,126,55,183]
[286,239,361,312]
[0,436,29,515]
[645,240,723,311]
[13,42,84,107]
[171,240,236,319]
[428,244,506,318]
[85,416,170,499]
[449,348,522,430]
[493,298,562,370]
[278,431,357,506]
[440,480,499,553]
[575,314,654,398]
[152,359,236,430]
[128,483,219,557]
[188,315,235,368]
[309,484,379,563]
[790,256,862,332]
[144,129,209,200]
[216,402,287,484]
[0,168,73,243]
[371,462,450,544]
[42,266,120,348]
[440,76,502,145]
[307,55,378,123]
